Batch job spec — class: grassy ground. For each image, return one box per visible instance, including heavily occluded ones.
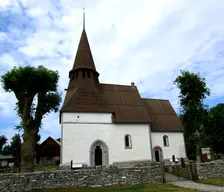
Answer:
[34,165,58,172]
[165,165,190,179]
[32,184,202,192]
[198,178,224,186]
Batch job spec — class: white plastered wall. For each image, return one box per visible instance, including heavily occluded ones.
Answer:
[61,112,152,165]
[151,132,186,160]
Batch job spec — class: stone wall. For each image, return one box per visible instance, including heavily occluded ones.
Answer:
[0,165,162,192]
[197,160,224,179]
[113,160,154,168]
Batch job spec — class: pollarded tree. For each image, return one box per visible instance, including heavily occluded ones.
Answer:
[1,65,61,172]
[174,70,210,162]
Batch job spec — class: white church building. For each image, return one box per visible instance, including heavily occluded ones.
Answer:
[60,21,186,167]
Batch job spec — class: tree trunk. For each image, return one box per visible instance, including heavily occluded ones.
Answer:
[196,144,201,162]
[195,129,201,162]
[21,126,38,172]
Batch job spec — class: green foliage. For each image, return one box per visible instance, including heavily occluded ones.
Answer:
[174,70,210,110]
[1,65,62,123]
[1,134,22,165]
[1,145,11,155]
[204,103,224,153]
[175,70,210,160]
[0,135,7,153]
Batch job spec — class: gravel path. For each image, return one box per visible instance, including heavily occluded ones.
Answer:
[170,180,224,191]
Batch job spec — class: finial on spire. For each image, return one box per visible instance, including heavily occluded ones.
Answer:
[83,7,85,30]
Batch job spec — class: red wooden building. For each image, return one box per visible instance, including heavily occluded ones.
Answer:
[39,137,61,159]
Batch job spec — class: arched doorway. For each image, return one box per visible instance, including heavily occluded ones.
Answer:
[95,146,102,165]
[90,140,109,166]
[153,146,163,162]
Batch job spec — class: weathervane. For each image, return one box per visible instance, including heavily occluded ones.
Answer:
[83,7,85,30]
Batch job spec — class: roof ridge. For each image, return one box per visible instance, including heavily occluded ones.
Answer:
[100,83,132,87]
[142,98,169,101]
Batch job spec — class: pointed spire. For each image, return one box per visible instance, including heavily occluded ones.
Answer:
[83,7,85,30]
[69,9,98,74]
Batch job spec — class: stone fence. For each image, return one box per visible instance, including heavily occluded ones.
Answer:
[196,160,224,179]
[1,161,223,192]
[0,165,162,192]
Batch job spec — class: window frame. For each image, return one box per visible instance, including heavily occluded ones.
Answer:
[124,134,132,149]
[163,135,169,147]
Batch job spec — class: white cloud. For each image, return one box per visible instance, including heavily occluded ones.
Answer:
[1,0,224,141]
[0,0,12,8]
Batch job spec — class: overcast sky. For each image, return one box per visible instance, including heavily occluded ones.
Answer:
[0,0,224,143]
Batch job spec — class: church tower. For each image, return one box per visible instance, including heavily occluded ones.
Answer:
[60,10,111,114]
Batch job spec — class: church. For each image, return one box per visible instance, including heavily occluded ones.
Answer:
[59,16,186,167]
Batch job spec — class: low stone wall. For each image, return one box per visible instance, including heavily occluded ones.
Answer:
[113,160,154,168]
[197,161,224,179]
[0,165,162,192]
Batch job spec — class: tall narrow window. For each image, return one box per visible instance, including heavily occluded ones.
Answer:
[125,134,132,149]
[163,135,169,147]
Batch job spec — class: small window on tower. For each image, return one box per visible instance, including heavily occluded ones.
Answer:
[87,71,90,78]
[82,70,85,78]
[75,73,78,78]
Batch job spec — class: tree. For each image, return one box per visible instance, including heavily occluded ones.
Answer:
[10,134,22,166]
[1,65,61,172]
[174,70,210,162]
[2,134,22,166]
[1,145,11,155]
[56,138,61,142]
[0,135,7,153]
[204,103,224,154]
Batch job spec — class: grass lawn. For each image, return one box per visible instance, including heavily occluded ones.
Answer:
[164,165,190,179]
[198,178,224,186]
[32,184,202,192]
[34,165,58,172]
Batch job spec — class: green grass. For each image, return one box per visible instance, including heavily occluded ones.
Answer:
[175,169,190,178]
[165,166,190,179]
[198,178,224,186]
[34,165,58,172]
[32,184,202,192]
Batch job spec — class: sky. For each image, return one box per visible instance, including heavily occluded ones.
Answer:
[0,0,224,143]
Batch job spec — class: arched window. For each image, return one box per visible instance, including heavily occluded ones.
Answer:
[163,135,169,147]
[124,134,132,149]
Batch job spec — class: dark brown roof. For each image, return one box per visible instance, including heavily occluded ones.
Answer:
[100,84,151,124]
[71,29,97,72]
[61,83,184,132]
[61,86,112,113]
[143,99,184,132]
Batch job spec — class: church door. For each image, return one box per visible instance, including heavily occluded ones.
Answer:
[95,146,102,165]
[155,149,160,162]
